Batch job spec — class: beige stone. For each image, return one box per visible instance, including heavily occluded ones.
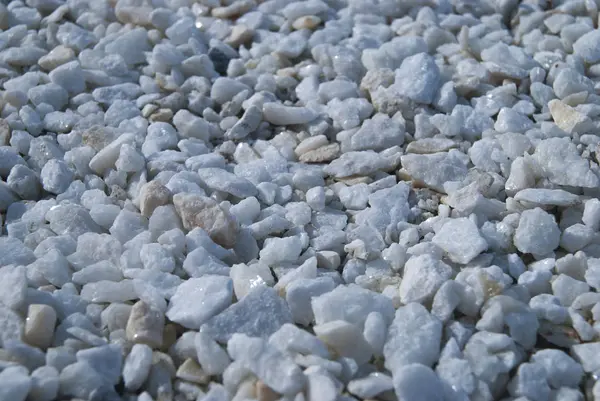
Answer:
[256,380,280,401]
[24,304,57,349]
[172,193,238,248]
[226,25,253,47]
[115,0,153,26]
[212,0,256,19]
[139,180,172,217]
[299,143,341,163]
[38,45,75,71]
[175,359,210,385]
[126,301,164,349]
[548,99,595,134]
[149,108,173,123]
[292,15,321,30]
[406,138,457,154]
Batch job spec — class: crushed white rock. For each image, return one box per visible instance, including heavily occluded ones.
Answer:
[0,0,599,400]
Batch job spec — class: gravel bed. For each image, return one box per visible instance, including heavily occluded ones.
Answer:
[2,0,600,400]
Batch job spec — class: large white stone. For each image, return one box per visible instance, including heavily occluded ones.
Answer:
[399,254,453,304]
[514,208,560,256]
[432,218,488,264]
[383,303,442,374]
[166,276,233,330]
[201,286,293,342]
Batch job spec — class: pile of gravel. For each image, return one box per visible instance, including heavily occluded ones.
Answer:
[2,0,600,400]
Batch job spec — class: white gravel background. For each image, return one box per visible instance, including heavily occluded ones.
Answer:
[1,0,600,400]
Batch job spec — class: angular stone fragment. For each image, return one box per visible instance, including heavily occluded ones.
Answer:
[262,103,318,125]
[227,333,306,396]
[573,30,600,63]
[166,276,233,330]
[299,143,340,163]
[24,304,57,350]
[126,301,164,348]
[314,320,372,364]
[0,306,24,347]
[432,218,488,264]
[400,151,468,193]
[514,208,560,257]
[139,180,172,217]
[548,99,594,134]
[400,255,453,304]
[173,193,238,248]
[533,138,599,188]
[383,303,442,374]
[514,188,580,208]
[392,53,440,104]
[201,286,293,342]
[196,168,257,198]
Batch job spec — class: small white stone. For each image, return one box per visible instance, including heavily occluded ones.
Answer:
[514,188,580,208]
[230,263,271,299]
[347,372,393,399]
[306,186,326,211]
[80,280,137,303]
[286,277,336,326]
[227,333,306,396]
[259,236,304,266]
[75,344,123,386]
[400,254,453,304]
[392,52,440,104]
[263,103,317,125]
[269,323,330,359]
[29,366,59,401]
[432,217,488,264]
[573,29,600,63]
[41,159,74,195]
[552,274,589,307]
[166,276,233,330]
[0,305,24,347]
[173,109,210,141]
[530,349,583,388]
[400,151,468,193]
[305,367,339,401]
[0,264,27,310]
[49,60,85,95]
[514,208,560,257]
[363,311,387,357]
[122,343,153,391]
[201,286,293,342]
[508,362,551,401]
[140,243,175,273]
[89,133,136,175]
[393,364,444,401]
[313,320,372,365]
[533,137,599,188]
[571,342,600,372]
[383,303,442,375]
[583,198,600,231]
[560,223,595,253]
[195,332,231,376]
[59,362,105,399]
[0,366,32,401]
[312,284,395,330]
